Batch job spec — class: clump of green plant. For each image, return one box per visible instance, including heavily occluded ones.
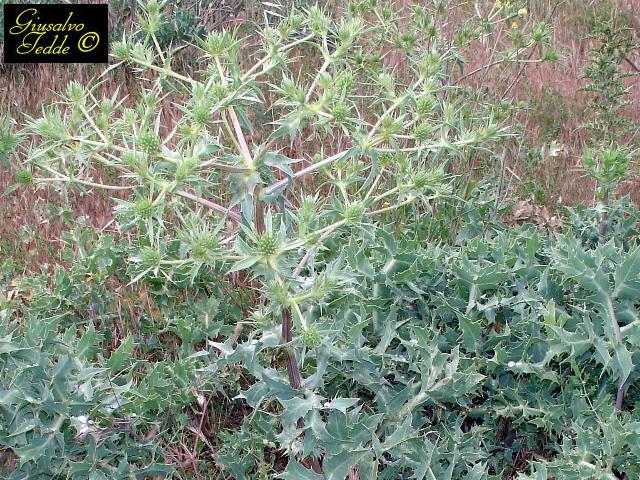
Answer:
[580,20,637,242]
[4,2,639,480]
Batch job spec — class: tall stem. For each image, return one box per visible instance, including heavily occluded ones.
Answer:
[281,308,302,390]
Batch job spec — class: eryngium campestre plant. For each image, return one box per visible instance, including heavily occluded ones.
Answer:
[6,1,574,478]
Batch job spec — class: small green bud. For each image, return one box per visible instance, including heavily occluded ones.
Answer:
[343,202,365,224]
[413,123,432,142]
[476,124,499,140]
[142,92,157,109]
[175,158,197,183]
[66,81,85,105]
[257,234,278,257]
[419,50,442,77]
[281,78,305,103]
[134,198,154,217]
[122,108,138,125]
[15,169,33,186]
[334,71,355,93]
[137,246,162,267]
[121,151,139,167]
[191,235,218,262]
[415,95,436,116]
[209,83,229,103]
[377,73,395,94]
[145,0,162,16]
[541,49,560,62]
[300,327,321,348]
[412,168,449,194]
[99,99,115,115]
[380,115,403,140]
[192,103,211,125]
[331,101,350,124]
[112,41,131,61]
[137,131,161,154]
[202,31,235,57]
[266,281,290,305]
[308,6,330,35]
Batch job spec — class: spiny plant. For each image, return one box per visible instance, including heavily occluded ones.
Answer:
[14,0,510,412]
[579,20,638,242]
[12,1,632,479]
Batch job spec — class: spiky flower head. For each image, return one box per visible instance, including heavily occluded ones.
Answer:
[99,98,115,116]
[15,170,33,186]
[476,124,499,141]
[136,246,162,268]
[133,198,155,218]
[122,108,138,125]
[343,202,365,224]
[192,101,211,126]
[331,101,350,124]
[334,71,355,93]
[265,281,290,306]
[278,13,303,38]
[202,31,235,57]
[412,168,450,195]
[122,151,136,166]
[300,327,321,348]
[377,73,395,95]
[279,77,302,103]
[175,158,197,183]
[308,6,330,35]
[413,123,433,142]
[379,115,403,141]
[257,233,278,257]
[419,49,443,77]
[190,232,219,263]
[112,41,131,61]
[137,131,161,154]
[415,95,437,117]
[66,81,85,105]
[209,83,229,104]
[311,272,340,298]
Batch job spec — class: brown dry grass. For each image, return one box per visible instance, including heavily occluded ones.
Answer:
[507,0,640,207]
[447,0,639,207]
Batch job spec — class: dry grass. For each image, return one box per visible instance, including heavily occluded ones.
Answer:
[448,0,639,207]
[509,0,640,206]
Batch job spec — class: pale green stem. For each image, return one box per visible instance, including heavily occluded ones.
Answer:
[293,220,346,277]
[306,58,331,103]
[264,150,350,195]
[35,176,132,191]
[174,189,241,223]
[242,33,316,80]
[367,196,415,216]
[215,56,254,168]
[363,169,385,201]
[133,58,197,86]
[79,105,108,144]
[151,32,166,63]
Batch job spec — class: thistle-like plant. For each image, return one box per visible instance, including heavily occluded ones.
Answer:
[580,20,638,243]
[8,1,563,477]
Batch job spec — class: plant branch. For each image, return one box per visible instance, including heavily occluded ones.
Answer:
[293,221,345,277]
[264,150,350,195]
[175,189,241,223]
